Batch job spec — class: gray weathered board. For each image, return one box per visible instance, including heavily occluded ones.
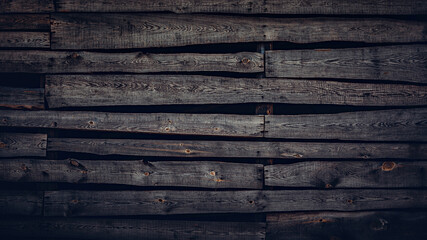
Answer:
[0,32,50,48]
[0,0,54,13]
[0,87,45,109]
[0,133,47,157]
[0,14,50,30]
[0,191,43,216]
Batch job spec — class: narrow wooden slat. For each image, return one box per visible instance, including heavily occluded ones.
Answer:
[267,211,427,240]
[0,51,263,73]
[48,138,427,160]
[265,161,427,188]
[0,217,266,240]
[0,0,54,13]
[0,133,47,157]
[0,87,44,109]
[45,75,427,108]
[51,14,426,49]
[56,0,427,15]
[0,14,50,30]
[264,108,427,141]
[0,110,264,137]
[0,191,43,216]
[0,159,263,189]
[0,32,50,48]
[266,45,427,83]
[43,189,427,216]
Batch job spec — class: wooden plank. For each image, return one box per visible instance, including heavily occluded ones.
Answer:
[43,189,427,216]
[0,87,44,109]
[51,14,426,49]
[0,110,264,137]
[0,0,54,13]
[0,51,263,73]
[264,108,427,141]
[0,133,47,157]
[266,45,427,84]
[0,159,263,189]
[45,75,427,108]
[267,211,427,240]
[265,161,427,188]
[0,32,50,48]
[48,138,427,160]
[0,191,43,216]
[56,0,427,15]
[0,217,266,240]
[0,14,50,30]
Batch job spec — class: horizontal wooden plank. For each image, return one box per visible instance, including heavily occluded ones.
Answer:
[0,14,50,30]
[45,75,427,108]
[0,217,266,240]
[0,51,263,73]
[0,159,263,189]
[0,32,50,48]
[44,189,427,216]
[48,138,427,159]
[266,45,427,83]
[51,14,426,49]
[56,0,427,15]
[0,191,43,216]
[267,211,427,240]
[264,108,427,141]
[0,133,47,157]
[265,161,427,188]
[0,110,264,137]
[0,0,54,13]
[0,87,44,109]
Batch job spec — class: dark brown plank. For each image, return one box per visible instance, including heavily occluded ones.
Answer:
[0,110,264,137]
[266,45,427,83]
[0,159,263,189]
[0,87,44,109]
[267,211,427,240]
[0,217,266,240]
[51,14,426,49]
[0,133,47,157]
[43,189,427,216]
[45,75,427,108]
[56,0,427,15]
[264,108,427,141]
[0,0,54,13]
[0,32,50,48]
[0,51,263,73]
[0,14,50,30]
[265,161,427,188]
[48,138,427,160]
[0,191,43,216]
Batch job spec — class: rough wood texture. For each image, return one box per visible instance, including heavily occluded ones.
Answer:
[266,45,427,83]
[0,110,264,137]
[0,159,263,189]
[56,0,427,15]
[0,14,50,30]
[0,87,44,109]
[43,189,427,216]
[264,108,427,141]
[0,191,42,216]
[51,14,426,49]
[267,211,427,240]
[0,51,263,73]
[0,133,47,157]
[0,0,54,13]
[0,32,50,48]
[265,161,427,188]
[48,138,427,160]
[0,217,266,240]
[45,75,427,108]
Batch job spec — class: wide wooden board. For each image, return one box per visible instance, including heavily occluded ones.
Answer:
[0,32,50,48]
[0,191,43,216]
[0,133,47,157]
[0,0,54,13]
[0,87,44,109]
[0,14,50,30]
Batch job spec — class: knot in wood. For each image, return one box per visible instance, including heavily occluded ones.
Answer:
[51,121,57,127]
[0,142,6,148]
[144,172,150,176]
[70,199,79,204]
[381,162,396,171]
[71,53,79,59]
[209,171,216,176]
[241,58,251,64]
[325,183,333,188]
[70,160,79,167]
[249,200,255,204]
[157,198,165,203]
[184,149,191,154]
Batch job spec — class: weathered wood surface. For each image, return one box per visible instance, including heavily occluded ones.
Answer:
[266,45,427,83]
[0,32,50,48]
[265,161,427,188]
[0,110,264,137]
[0,0,54,13]
[45,75,427,108]
[0,217,266,240]
[0,159,263,189]
[267,211,427,240]
[0,87,44,109]
[264,108,427,141]
[48,138,427,160]
[0,51,263,73]
[0,191,43,216]
[51,14,426,49]
[0,133,47,157]
[0,14,50,30]
[56,0,427,15]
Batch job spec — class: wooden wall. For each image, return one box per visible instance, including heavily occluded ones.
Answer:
[0,0,426,239]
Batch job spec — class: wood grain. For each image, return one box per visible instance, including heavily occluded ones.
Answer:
[0,14,50,30]
[0,32,50,48]
[51,14,426,49]
[0,87,44,109]
[266,45,427,83]
[0,133,47,157]
[0,0,54,13]
[0,191,43,216]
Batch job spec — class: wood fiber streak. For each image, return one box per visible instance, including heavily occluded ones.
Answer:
[0,0,54,13]
[0,32,50,48]
[0,14,50,30]
[0,133,47,157]
[0,191,43,216]
[0,87,45,109]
